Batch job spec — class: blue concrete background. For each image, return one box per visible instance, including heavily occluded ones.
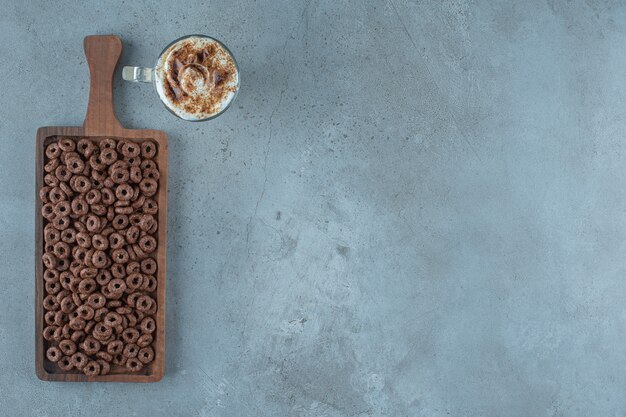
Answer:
[1,0,625,415]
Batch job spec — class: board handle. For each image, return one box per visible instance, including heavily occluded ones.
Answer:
[83,35,124,134]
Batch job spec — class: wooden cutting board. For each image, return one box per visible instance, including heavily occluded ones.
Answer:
[35,35,167,382]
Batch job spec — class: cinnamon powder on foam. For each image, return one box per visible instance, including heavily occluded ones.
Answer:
[158,38,238,119]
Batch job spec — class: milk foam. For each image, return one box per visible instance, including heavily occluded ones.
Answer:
[155,36,239,121]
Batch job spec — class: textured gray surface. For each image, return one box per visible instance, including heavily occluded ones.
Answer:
[1,0,625,415]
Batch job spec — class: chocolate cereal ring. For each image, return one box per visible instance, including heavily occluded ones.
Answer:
[57,356,73,371]
[45,143,61,159]
[56,258,69,271]
[48,186,65,203]
[71,197,89,216]
[93,307,109,322]
[79,267,97,280]
[138,236,156,254]
[73,175,92,193]
[80,336,101,355]
[131,244,146,259]
[44,173,59,187]
[66,157,85,174]
[115,184,133,201]
[126,292,143,308]
[91,203,107,216]
[78,279,96,295]
[51,310,69,326]
[142,168,160,181]
[97,359,110,375]
[95,270,112,287]
[100,138,116,150]
[71,292,83,308]
[53,241,70,259]
[53,310,68,326]
[42,253,57,270]
[44,158,60,173]
[76,304,94,320]
[43,269,59,283]
[141,275,157,292]
[135,295,153,313]
[58,138,76,152]
[96,351,113,362]
[137,346,154,364]
[110,263,126,279]
[46,346,63,363]
[60,227,76,243]
[52,326,64,342]
[44,226,61,244]
[39,186,51,203]
[113,354,127,366]
[110,168,129,184]
[44,311,56,326]
[108,278,127,294]
[104,312,123,328]
[54,201,71,217]
[61,324,72,339]
[70,352,88,370]
[83,360,101,376]
[122,328,140,344]
[125,226,140,244]
[45,280,62,295]
[125,273,143,291]
[141,141,157,159]
[70,330,86,343]
[59,181,74,199]
[43,325,58,341]
[140,159,156,171]
[125,156,139,169]
[111,248,129,264]
[126,261,141,274]
[91,250,107,268]
[100,148,117,165]
[89,153,106,171]
[139,178,157,196]
[59,339,77,356]
[60,295,76,313]
[121,141,141,158]
[85,188,101,205]
[109,232,125,249]
[107,340,124,355]
[41,203,56,221]
[68,317,86,330]
[87,293,106,309]
[52,216,70,230]
[85,215,101,233]
[91,234,108,251]
[112,214,129,230]
[116,306,132,315]
[54,165,72,182]
[129,166,142,183]
[145,199,159,215]
[114,205,133,215]
[101,188,115,206]
[123,343,139,358]
[93,322,113,340]
[138,214,155,232]
[77,138,94,156]
[126,357,143,372]
[140,317,155,334]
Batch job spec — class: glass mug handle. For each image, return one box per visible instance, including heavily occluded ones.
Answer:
[122,66,154,83]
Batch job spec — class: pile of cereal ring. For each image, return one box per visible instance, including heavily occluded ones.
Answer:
[40,136,159,375]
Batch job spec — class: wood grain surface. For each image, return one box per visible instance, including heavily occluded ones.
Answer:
[35,35,168,382]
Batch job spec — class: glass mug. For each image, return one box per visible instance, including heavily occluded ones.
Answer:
[123,35,240,121]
